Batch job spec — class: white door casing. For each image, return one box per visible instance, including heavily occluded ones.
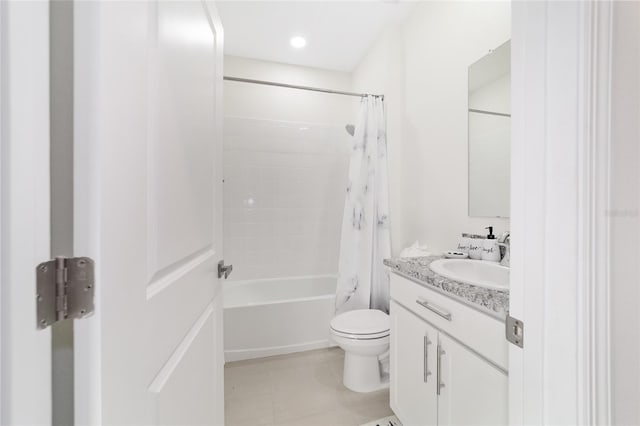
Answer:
[73,1,225,424]
[510,1,614,424]
[0,1,52,425]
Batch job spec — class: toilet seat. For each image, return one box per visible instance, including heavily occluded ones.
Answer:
[331,329,389,340]
[330,309,390,340]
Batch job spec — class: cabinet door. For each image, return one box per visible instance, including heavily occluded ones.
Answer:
[390,301,438,426]
[437,333,508,426]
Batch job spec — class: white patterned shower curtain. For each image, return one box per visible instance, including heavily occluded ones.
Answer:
[335,95,391,315]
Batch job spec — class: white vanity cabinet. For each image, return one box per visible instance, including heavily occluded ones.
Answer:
[390,300,438,426]
[437,332,508,426]
[389,273,508,426]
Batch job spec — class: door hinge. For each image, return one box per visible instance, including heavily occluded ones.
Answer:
[36,257,95,330]
[506,314,524,348]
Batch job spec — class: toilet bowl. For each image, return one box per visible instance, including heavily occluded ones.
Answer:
[330,309,390,393]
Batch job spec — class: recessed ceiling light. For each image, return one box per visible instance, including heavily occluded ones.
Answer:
[290,36,306,49]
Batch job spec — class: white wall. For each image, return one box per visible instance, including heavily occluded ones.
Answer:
[223,56,355,281]
[353,2,511,254]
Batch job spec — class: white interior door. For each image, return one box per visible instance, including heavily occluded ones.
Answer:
[73,1,225,424]
[0,1,52,425]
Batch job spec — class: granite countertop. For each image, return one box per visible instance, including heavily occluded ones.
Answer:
[384,255,509,320]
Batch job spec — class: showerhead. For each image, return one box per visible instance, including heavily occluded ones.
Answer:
[345,124,355,136]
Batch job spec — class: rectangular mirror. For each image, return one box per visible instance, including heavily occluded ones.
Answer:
[468,40,510,218]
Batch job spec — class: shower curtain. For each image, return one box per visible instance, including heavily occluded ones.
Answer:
[335,95,391,315]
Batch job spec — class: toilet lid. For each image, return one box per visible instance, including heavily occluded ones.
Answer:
[330,309,390,336]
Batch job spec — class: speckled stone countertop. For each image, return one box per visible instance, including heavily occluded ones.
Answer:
[384,255,509,320]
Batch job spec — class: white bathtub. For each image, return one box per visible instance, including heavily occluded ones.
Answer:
[223,275,337,362]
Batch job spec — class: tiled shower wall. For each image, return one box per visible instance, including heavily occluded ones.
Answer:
[223,116,350,281]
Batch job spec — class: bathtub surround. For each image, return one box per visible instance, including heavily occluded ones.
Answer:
[223,56,354,282]
[352,2,511,254]
[223,117,348,281]
[336,96,392,315]
[383,256,509,319]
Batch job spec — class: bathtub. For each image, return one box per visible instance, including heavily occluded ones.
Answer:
[223,275,337,362]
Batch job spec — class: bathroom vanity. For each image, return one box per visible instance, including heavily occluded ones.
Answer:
[384,256,509,426]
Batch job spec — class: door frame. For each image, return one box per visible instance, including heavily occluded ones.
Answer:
[510,1,612,424]
[0,1,53,425]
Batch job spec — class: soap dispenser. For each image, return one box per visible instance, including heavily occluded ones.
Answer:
[467,234,484,260]
[482,226,501,262]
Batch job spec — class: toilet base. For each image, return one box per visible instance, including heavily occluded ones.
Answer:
[342,352,389,393]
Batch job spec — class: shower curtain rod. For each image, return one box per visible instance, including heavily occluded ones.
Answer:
[224,76,384,99]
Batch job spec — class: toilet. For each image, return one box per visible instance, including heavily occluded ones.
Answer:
[330,309,390,393]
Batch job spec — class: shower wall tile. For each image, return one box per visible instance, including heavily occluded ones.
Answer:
[223,117,349,281]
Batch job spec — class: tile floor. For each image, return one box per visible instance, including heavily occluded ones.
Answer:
[224,348,393,426]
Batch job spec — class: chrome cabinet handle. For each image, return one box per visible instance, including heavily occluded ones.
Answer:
[416,299,452,321]
[437,343,446,395]
[423,335,432,383]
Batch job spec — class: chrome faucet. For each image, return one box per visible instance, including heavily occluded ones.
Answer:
[497,232,510,267]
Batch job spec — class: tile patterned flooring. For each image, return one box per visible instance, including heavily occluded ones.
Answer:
[224,348,393,426]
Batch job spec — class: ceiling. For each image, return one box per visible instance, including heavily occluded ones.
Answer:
[216,1,416,72]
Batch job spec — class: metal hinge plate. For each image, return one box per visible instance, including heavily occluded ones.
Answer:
[36,257,95,330]
[506,314,524,348]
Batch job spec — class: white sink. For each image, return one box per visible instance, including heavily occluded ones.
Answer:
[429,259,509,290]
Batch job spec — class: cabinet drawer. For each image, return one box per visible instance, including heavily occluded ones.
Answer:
[390,273,507,371]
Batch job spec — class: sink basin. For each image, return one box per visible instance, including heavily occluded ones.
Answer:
[429,259,509,290]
